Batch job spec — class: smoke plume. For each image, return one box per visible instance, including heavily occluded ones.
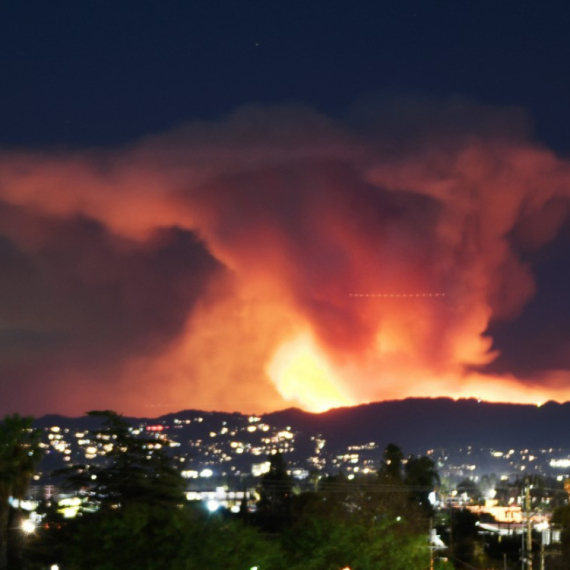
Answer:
[1,98,570,415]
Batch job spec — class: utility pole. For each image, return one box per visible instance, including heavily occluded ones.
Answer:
[429,518,434,570]
[526,485,533,570]
[449,501,453,560]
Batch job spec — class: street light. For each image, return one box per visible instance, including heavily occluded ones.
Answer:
[21,518,36,534]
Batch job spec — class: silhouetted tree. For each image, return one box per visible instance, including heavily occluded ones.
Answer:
[256,452,292,532]
[552,504,570,569]
[28,410,188,570]
[28,411,286,570]
[404,454,440,515]
[0,414,43,570]
[449,508,479,566]
[60,410,185,511]
[378,443,404,482]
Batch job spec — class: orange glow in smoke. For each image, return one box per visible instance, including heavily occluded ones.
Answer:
[268,333,354,412]
[1,103,570,416]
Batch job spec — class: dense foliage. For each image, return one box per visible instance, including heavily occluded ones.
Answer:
[0,414,43,570]
[0,415,448,570]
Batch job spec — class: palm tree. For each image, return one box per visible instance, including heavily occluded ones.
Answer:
[0,414,43,570]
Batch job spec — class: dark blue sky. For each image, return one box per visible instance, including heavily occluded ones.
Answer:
[2,0,570,150]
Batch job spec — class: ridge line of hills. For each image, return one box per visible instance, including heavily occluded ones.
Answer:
[33,397,570,453]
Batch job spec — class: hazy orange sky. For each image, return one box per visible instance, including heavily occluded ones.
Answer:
[1,100,570,416]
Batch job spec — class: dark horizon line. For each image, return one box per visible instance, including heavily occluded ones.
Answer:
[24,395,570,422]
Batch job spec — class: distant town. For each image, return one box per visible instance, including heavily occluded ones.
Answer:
[32,403,570,514]
[8,399,570,568]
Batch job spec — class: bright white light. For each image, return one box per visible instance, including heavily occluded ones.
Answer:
[207,500,219,512]
[50,565,59,570]
[21,519,36,533]
[200,468,213,478]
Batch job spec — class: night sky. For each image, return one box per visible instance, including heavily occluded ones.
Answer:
[2,0,570,417]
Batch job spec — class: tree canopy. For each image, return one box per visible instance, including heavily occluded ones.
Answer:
[23,417,445,570]
[59,410,185,512]
[0,414,43,570]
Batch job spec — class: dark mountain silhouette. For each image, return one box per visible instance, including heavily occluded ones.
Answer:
[34,398,570,456]
[263,398,569,452]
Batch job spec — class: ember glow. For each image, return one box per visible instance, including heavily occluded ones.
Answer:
[1,101,570,416]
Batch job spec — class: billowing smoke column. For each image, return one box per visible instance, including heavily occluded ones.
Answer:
[1,98,570,416]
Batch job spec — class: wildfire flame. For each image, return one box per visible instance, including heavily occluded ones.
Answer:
[267,333,354,412]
